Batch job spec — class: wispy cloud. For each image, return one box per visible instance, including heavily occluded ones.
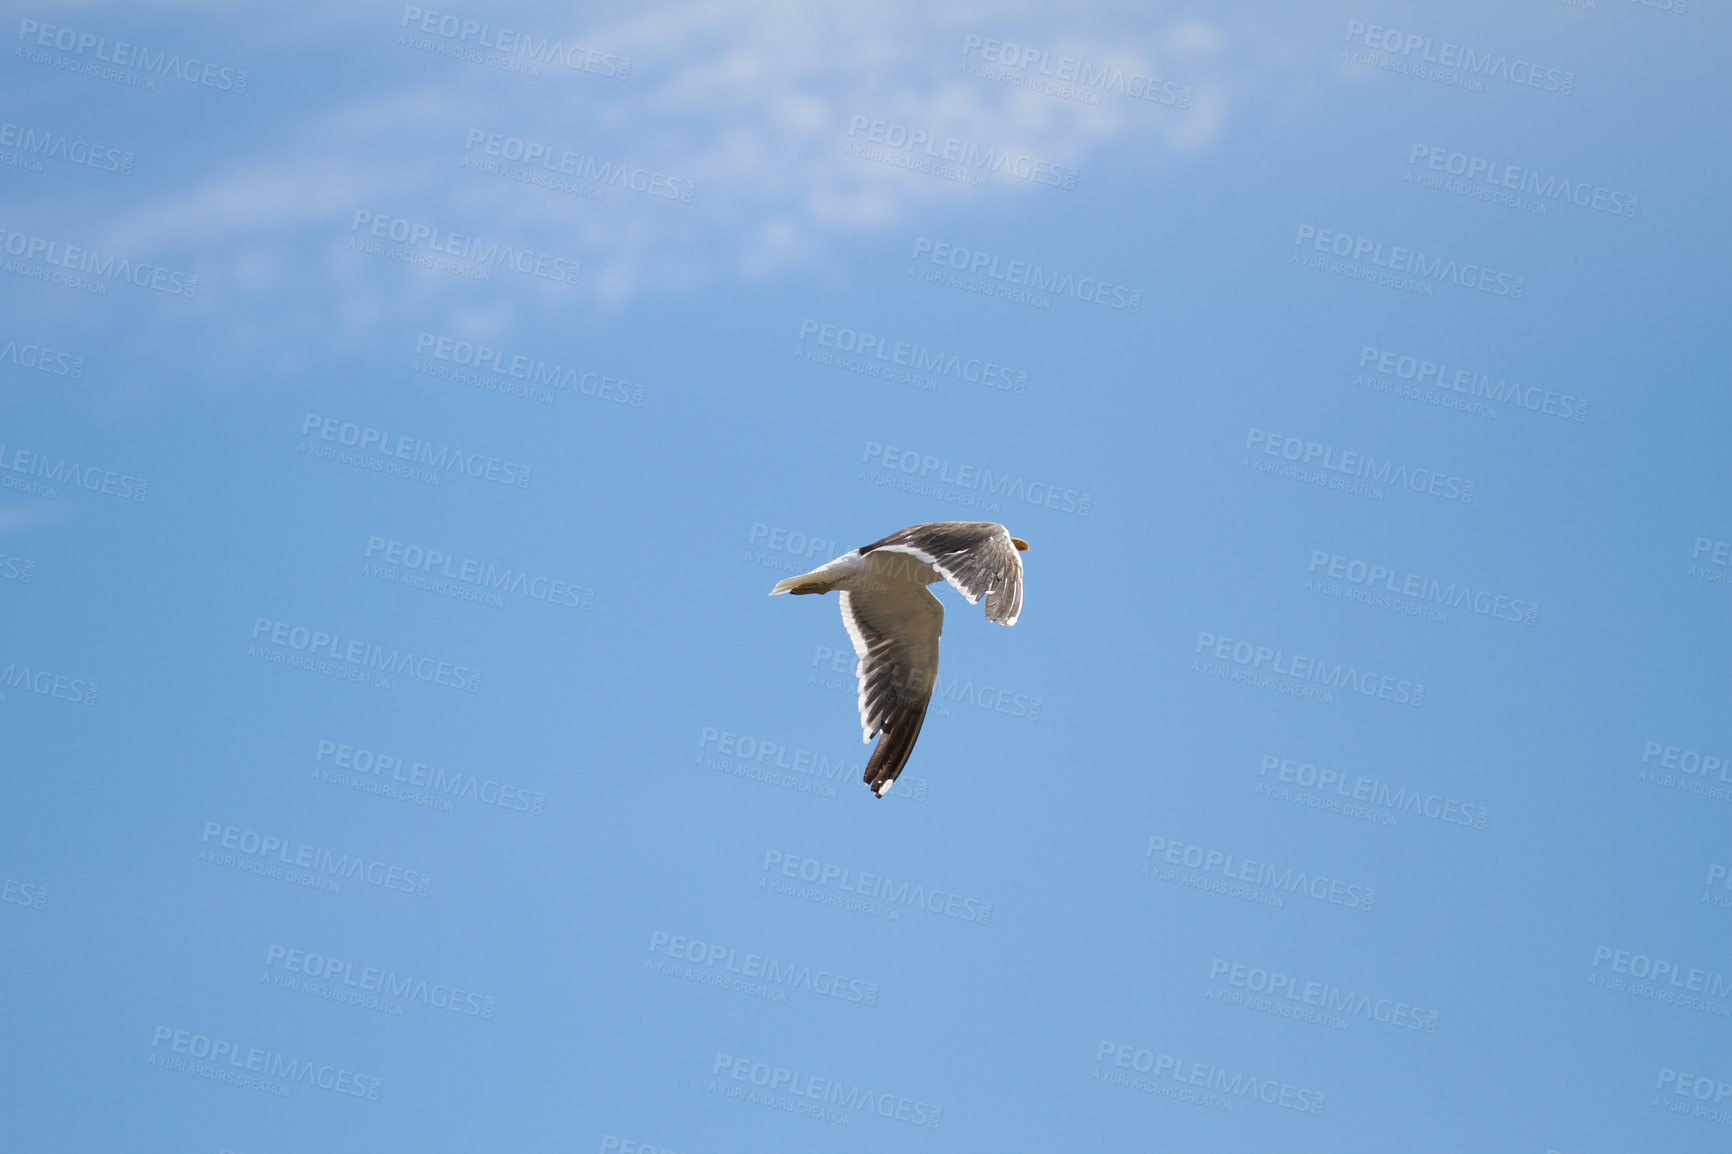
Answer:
[10,1,1320,384]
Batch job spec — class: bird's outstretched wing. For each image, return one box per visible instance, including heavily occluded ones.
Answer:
[859,521,1024,625]
[838,583,944,797]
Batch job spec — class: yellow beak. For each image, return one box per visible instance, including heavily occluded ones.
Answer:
[1011,537,1029,551]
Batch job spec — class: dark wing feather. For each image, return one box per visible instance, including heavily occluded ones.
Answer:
[861,521,1024,625]
[838,584,943,797]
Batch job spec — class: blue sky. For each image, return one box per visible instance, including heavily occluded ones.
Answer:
[2,1,1729,1151]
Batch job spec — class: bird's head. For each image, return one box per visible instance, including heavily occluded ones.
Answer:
[1010,537,1030,551]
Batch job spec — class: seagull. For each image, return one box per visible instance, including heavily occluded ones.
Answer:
[771,521,1028,797]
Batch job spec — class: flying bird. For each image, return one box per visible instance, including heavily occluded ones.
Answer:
[771,521,1027,797]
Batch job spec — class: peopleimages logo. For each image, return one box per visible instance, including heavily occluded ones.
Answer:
[761,850,992,924]
[1293,225,1525,298]
[798,320,1028,393]
[649,931,879,1005]
[1692,538,1732,568]
[0,443,148,501]
[2,875,48,910]
[1258,753,1489,831]
[699,727,861,791]
[301,413,531,489]
[16,19,249,92]
[910,237,1142,311]
[1686,536,1732,590]
[749,523,840,561]
[398,6,630,78]
[862,441,1090,515]
[414,332,642,405]
[350,211,580,285]
[1655,1067,1732,1109]
[1591,945,1732,998]
[847,116,1077,188]
[251,617,483,692]
[0,659,99,705]
[1246,428,1474,504]
[1194,629,1425,708]
[1357,345,1587,421]
[1642,741,1731,783]
[0,226,198,296]
[315,739,546,815]
[148,1026,379,1099]
[1207,958,1439,1033]
[0,118,133,174]
[1144,835,1377,911]
[364,536,594,611]
[0,336,84,377]
[1406,145,1636,218]
[1342,20,1573,95]
[200,821,433,896]
[1092,1041,1326,1115]
[1307,550,1537,626]
[463,129,691,202]
[265,944,496,1017]
[959,35,1192,107]
[711,1054,942,1128]
[1704,864,1732,910]
[811,645,1043,723]
[0,552,33,584]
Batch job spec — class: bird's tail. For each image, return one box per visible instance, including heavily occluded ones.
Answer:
[771,571,831,595]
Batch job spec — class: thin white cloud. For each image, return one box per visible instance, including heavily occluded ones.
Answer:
[16,0,1329,382]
